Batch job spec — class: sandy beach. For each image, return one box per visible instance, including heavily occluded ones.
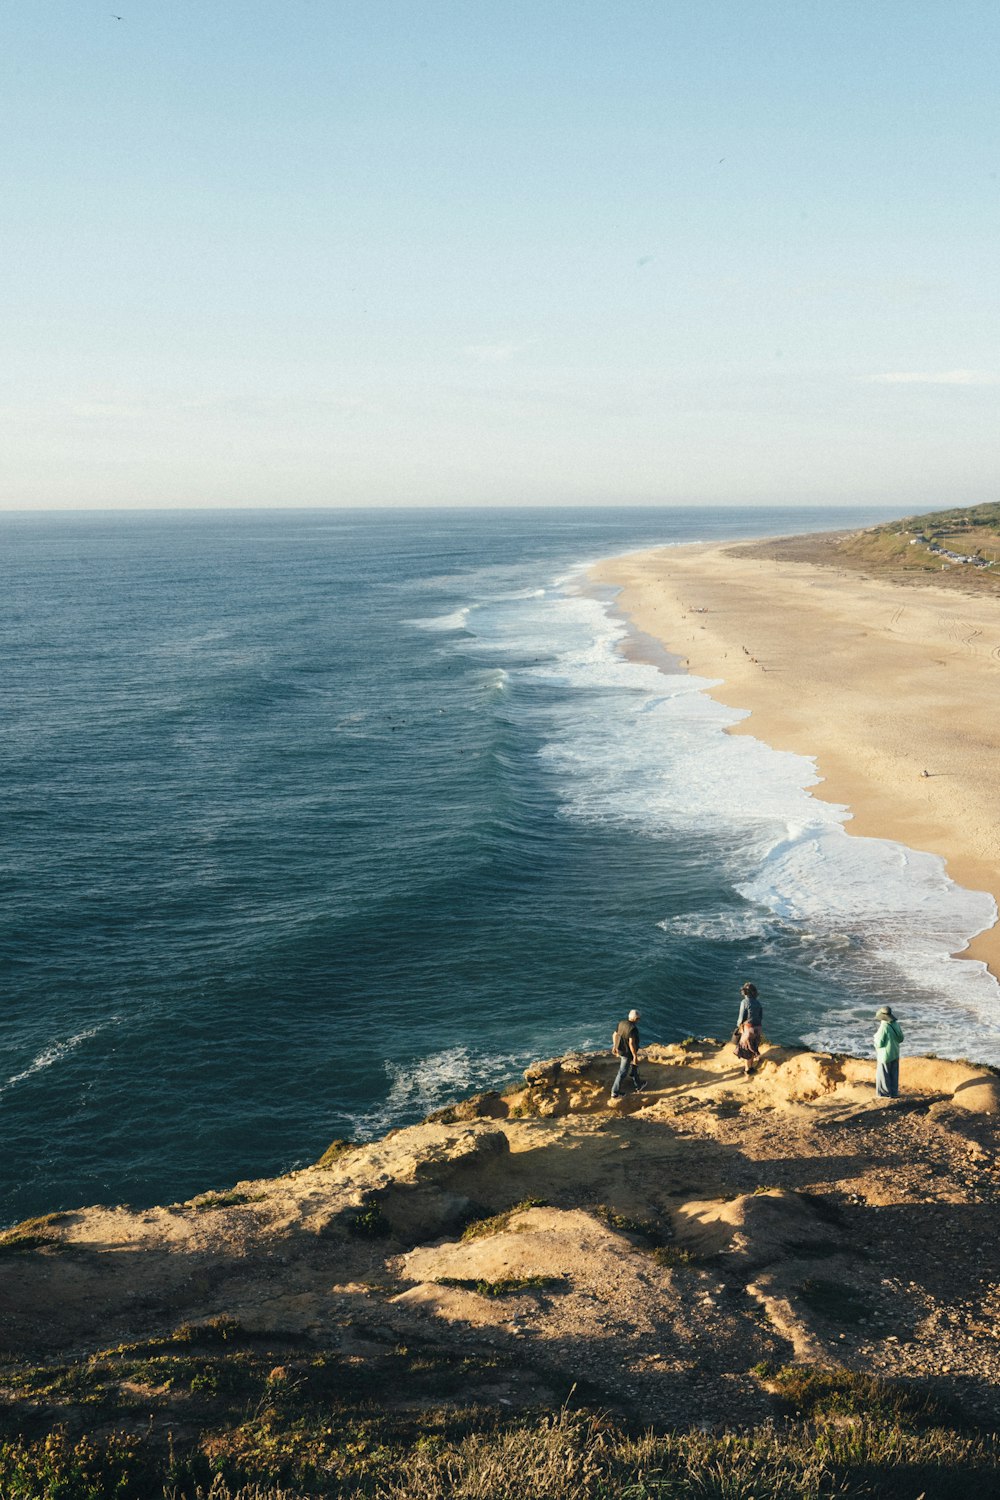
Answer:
[593,535,1000,980]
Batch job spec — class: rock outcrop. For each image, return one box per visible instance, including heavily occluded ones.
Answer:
[3,1039,1000,1431]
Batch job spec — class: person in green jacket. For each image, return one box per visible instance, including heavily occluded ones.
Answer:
[873,1006,904,1098]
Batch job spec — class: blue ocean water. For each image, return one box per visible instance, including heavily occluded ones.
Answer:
[2,505,997,1226]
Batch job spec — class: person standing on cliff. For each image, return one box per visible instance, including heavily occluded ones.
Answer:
[734,981,763,1077]
[873,1006,904,1098]
[611,1009,644,1098]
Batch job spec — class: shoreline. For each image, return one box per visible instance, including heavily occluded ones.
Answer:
[592,535,1000,983]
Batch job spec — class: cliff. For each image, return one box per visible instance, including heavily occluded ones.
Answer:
[3,1040,1000,1496]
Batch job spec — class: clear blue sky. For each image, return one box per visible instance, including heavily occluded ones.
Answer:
[2,1,997,508]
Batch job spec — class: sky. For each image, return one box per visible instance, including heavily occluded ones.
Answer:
[1,1,998,510]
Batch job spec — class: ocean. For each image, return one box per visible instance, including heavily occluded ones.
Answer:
[2,505,997,1227]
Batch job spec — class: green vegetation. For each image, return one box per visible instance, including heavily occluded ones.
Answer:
[0,1430,156,1500]
[835,502,1000,585]
[0,1398,997,1498]
[753,1363,948,1428]
[0,1325,993,1498]
[346,1199,391,1239]
[372,1411,1000,1499]
[899,501,1000,534]
[434,1275,567,1298]
[315,1139,356,1168]
[459,1200,547,1242]
[649,1245,695,1269]
[174,1317,244,1344]
[593,1205,670,1248]
[0,1233,56,1257]
[0,1212,70,1256]
[2,1212,70,1235]
[192,1192,266,1213]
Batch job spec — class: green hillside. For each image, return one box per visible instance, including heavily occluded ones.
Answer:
[835,501,1000,583]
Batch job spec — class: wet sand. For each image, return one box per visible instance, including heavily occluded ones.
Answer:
[593,537,1000,980]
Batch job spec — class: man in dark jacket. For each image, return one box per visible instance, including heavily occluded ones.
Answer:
[611,1009,644,1098]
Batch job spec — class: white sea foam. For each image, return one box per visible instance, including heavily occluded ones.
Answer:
[662,909,789,945]
[379,1046,479,1121]
[407,607,474,632]
[0,1025,107,1098]
[444,564,1000,1062]
[345,1027,612,1139]
[348,1046,532,1139]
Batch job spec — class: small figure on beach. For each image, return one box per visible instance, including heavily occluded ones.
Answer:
[611,1008,644,1098]
[734,981,763,1077]
[873,1005,904,1098]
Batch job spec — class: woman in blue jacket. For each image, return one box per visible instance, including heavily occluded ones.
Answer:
[873,1005,904,1098]
[735,981,763,1077]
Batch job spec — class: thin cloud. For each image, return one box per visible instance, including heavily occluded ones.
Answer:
[464,340,533,364]
[864,370,999,386]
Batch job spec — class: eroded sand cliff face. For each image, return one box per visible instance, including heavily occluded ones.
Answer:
[4,1042,1000,1428]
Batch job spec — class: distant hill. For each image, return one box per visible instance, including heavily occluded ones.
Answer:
[893,501,1000,536]
[836,502,1000,581]
[735,501,1000,589]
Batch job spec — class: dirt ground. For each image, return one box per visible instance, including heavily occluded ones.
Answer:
[4,1040,1000,1436]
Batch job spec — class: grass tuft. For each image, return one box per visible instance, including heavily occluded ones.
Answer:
[315,1139,355,1168]
[756,1363,949,1428]
[434,1276,567,1298]
[0,1356,996,1498]
[347,1200,392,1239]
[0,1233,56,1256]
[192,1192,267,1213]
[0,1211,71,1255]
[592,1204,670,1248]
[649,1245,695,1269]
[459,1200,547,1242]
